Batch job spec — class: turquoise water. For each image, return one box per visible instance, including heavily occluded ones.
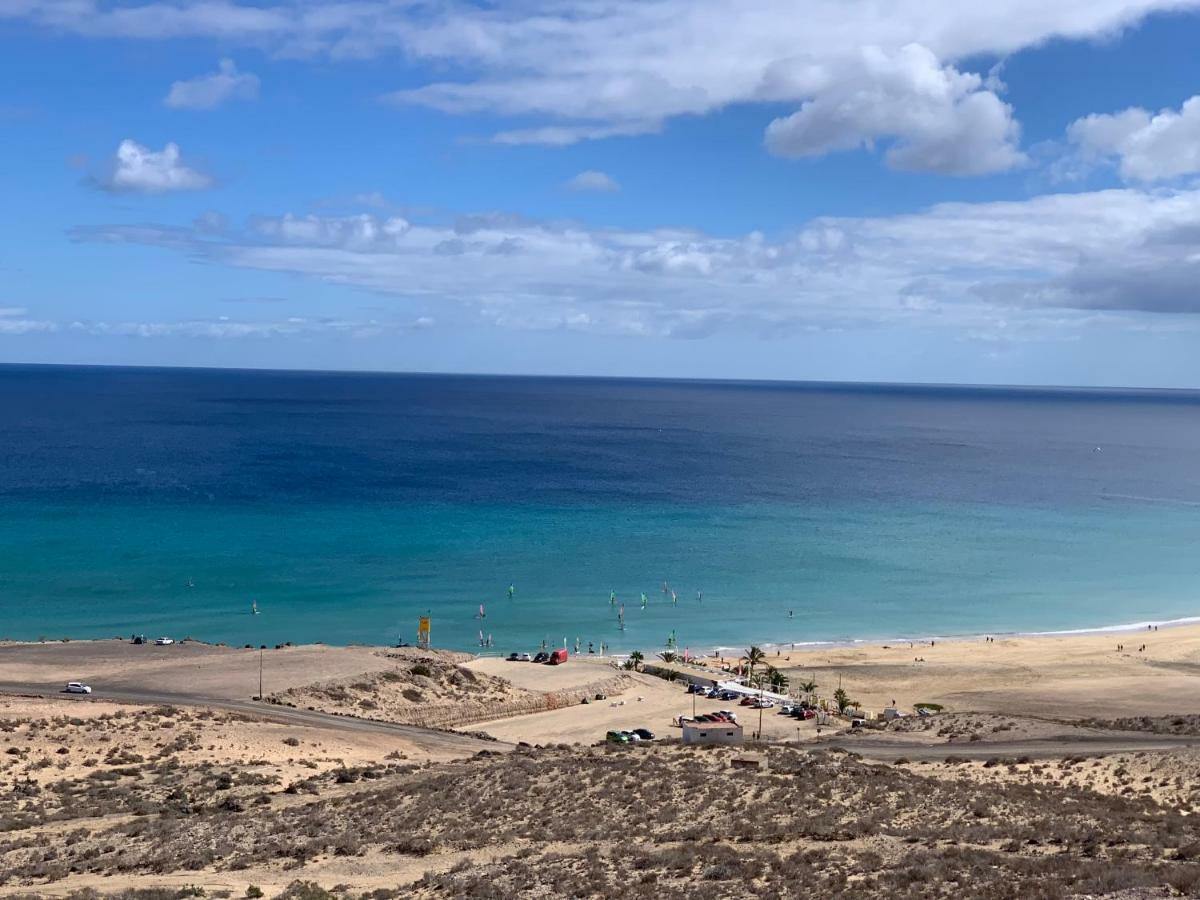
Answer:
[2,366,1199,653]
[2,499,1198,653]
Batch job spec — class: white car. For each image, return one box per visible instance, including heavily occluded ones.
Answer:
[154,637,175,646]
[64,682,92,694]
[516,652,532,661]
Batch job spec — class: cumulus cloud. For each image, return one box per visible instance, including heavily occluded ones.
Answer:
[763,45,1025,175]
[70,185,1200,343]
[1068,95,1200,181]
[8,1,1200,169]
[164,58,259,110]
[566,170,620,192]
[98,140,212,193]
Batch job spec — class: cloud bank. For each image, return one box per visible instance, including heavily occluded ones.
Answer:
[7,0,1200,171]
[70,185,1200,342]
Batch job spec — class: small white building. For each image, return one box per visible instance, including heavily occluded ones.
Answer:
[682,720,743,746]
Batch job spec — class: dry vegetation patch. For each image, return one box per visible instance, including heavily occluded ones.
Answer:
[5,730,1200,898]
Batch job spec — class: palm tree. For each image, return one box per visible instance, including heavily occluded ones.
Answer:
[798,678,817,702]
[742,645,767,683]
[833,686,854,713]
[628,650,644,672]
[657,650,677,664]
[766,666,789,692]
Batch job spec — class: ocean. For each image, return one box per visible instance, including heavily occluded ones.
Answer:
[1,364,1199,655]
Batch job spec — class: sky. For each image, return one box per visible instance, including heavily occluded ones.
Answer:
[3,2,1200,386]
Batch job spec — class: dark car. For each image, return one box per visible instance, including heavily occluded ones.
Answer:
[719,691,739,701]
[532,652,550,663]
[632,728,655,741]
[507,652,520,661]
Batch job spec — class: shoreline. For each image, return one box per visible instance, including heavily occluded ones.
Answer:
[706,612,1200,658]
[4,610,1200,659]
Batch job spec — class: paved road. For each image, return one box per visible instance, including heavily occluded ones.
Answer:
[824,733,1200,761]
[0,682,508,757]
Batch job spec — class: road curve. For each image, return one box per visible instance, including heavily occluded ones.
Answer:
[0,682,510,757]
[824,733,1200,761]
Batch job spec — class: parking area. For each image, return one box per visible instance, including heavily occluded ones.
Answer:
[472,671,836,745]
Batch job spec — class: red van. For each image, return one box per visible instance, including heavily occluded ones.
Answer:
[547,649,568,665]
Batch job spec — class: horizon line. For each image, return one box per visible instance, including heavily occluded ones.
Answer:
[1,359,1198,396]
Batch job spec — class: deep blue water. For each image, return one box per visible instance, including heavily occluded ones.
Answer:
[1,364,1199,653]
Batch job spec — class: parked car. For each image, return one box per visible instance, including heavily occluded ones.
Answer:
[154,637,174,646]
[517,652,533,662]
[547,649,568,665]
[507,652,520,661]
[532,652,550,663]
[632,728,655,741]
[780,704,795,715]
[64,682,92,694]
[719,691,739,701]
[739,696,757,706]
[686,683,706,694]
[705,688,722,698]
[753,699,775,709]
[605,730,629,744]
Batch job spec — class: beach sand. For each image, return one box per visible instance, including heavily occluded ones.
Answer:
[693,621,1200,719]
[0,638,393,699]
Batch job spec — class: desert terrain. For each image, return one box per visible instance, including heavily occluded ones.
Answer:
[4,626,1200,897]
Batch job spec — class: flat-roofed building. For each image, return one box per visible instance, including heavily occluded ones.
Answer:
[681,719,743,746]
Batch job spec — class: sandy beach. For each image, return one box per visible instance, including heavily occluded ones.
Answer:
[734,620,1200,719]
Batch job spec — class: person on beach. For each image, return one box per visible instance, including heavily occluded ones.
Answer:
[508,584,515,600]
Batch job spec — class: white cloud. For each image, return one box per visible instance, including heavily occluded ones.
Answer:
[165,58,259,110]
[66,316,426,340]
[99,140,212,193]
[8,1,1200,169]
[250,213,410,247]
[0,307,58,334]
[763,45,1025,175]
[71,185,1200,342]
[1068,95,1200,181]
[566,170,620,192]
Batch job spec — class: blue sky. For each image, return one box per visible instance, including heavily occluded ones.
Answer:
[3,2,1200,386]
